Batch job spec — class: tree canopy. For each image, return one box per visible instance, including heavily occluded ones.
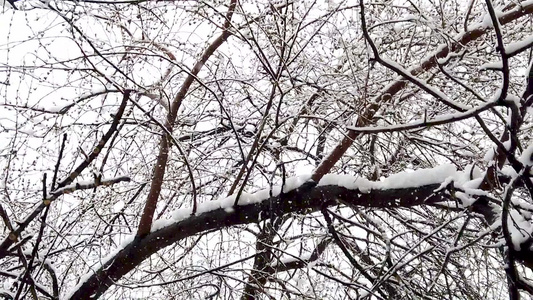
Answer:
[0,0,533,299]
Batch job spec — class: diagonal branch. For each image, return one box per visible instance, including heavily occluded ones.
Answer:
[136,0,239,237]
[348,100,498,134]
[67,179,452,299]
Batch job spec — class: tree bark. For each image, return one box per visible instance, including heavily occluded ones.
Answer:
[68,181,456,299]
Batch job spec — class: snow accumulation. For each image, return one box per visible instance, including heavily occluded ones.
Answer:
[159,174,312,229]
[319,164,457,192]
[491,143,533,251]
[505,34,533,56]
[50,176,130,198]
[519,143,533,167]
[68,162,533,297]
[479,61,503,71]
[484,147,495,162]
[499,210,533,251]
[480,7,503,28]
[271,252,312,267]
[151,164,492,233]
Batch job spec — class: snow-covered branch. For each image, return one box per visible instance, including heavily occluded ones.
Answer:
[67,165,470,299]
[348,100,498,134]
[49,176,131,198]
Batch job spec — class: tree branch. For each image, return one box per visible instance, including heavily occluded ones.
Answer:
[136,0,239,237]
[67,180,451,299]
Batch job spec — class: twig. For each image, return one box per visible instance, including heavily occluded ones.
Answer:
[52,134,67,190]
[348,100,498,134]
[49,176,131,198]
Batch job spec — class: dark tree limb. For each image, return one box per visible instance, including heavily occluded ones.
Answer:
[67,180,456,299]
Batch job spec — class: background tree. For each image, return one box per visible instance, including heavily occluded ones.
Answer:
[0,0,532,299]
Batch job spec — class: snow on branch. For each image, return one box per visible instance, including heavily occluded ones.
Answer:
[154,165,461,230]
[505,35,533,57]
[347,100,499,134]
[68,165,483,299]
[48,176,131,199]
